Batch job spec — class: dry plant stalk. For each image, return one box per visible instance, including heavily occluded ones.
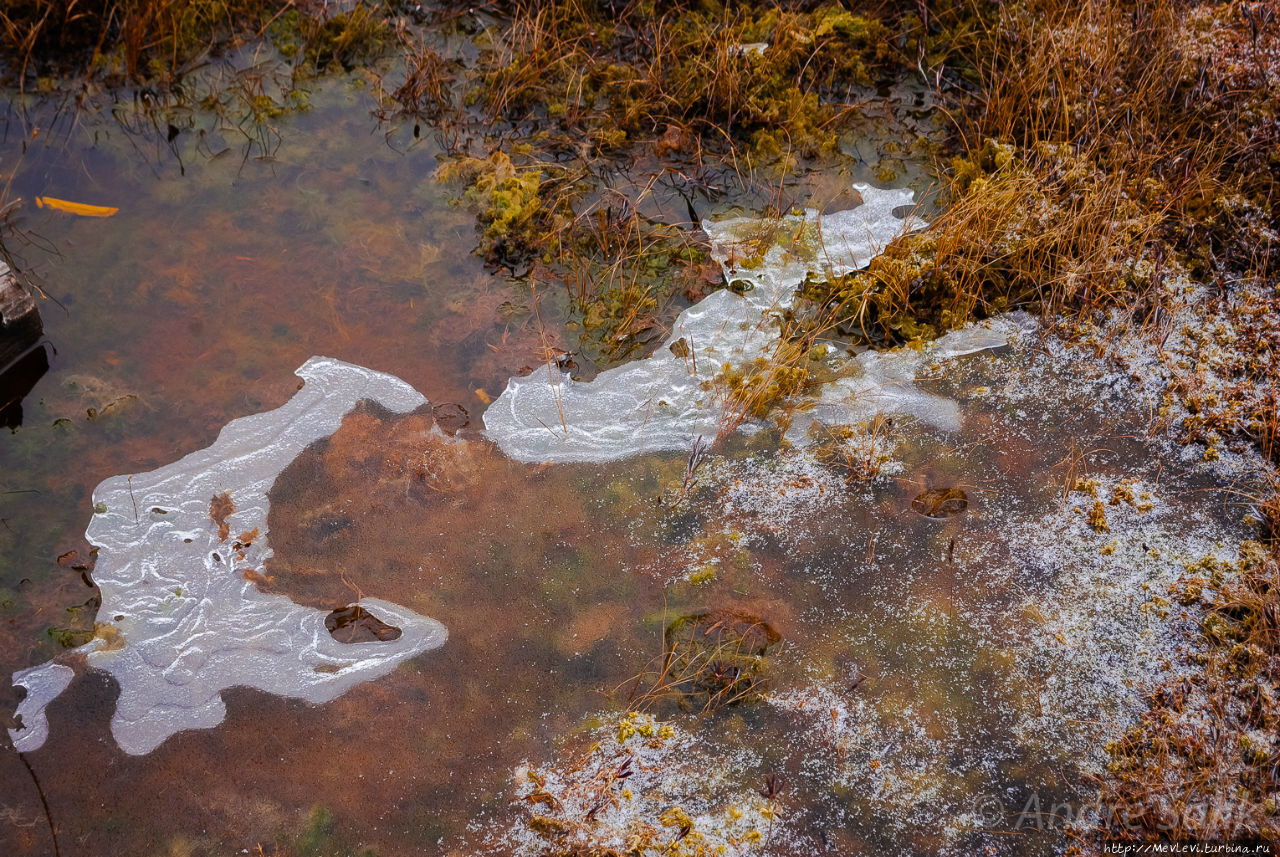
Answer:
[624,610,780,715]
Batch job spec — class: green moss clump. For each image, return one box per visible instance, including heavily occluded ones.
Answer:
[436,151,547,251]
[296,3,389,71]
[463,2,906,161]
[713,350,809,421]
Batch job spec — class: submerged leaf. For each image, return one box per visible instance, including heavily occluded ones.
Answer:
[911,487,968,518]
[324,604,403,643]
[36,196,119,217]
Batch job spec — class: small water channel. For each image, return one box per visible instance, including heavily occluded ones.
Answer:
[0,43,1259,857]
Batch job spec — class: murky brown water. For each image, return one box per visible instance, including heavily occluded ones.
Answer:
[0,52,1253,857]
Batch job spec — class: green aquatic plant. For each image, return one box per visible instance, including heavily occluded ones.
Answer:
[434,151,552,263]
[270,805,379,857]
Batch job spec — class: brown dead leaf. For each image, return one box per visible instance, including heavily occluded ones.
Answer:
[910,488,969,519]
[93,622,126,651]
[210,491,235,541]
[233,527,259,560]
[36,196,119,217]
[242,568,272,587]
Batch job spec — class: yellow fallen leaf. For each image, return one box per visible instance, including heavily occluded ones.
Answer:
[474,387,492,405]
[36,196,118,217]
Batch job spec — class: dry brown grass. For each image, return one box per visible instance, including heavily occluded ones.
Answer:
[0,0,397,85]
[458,0,900,161]
[795,0,1277,349]
[905,2,1280,845]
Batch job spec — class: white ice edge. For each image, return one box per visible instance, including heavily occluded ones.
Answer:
[9,662,74,752]
[482,184,1028,463]
[8,357,447,756]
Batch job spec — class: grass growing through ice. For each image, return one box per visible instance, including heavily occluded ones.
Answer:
[392,1,933,372]
[420,1,1280,842]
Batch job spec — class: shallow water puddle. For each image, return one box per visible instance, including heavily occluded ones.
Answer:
[7,317,1249,855]
[14,358,447,756]
[0,67,1257,857]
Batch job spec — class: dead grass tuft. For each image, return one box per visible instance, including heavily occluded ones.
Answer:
[794,0,1277,349]
[0,0,397,85]
[623,610,780,716]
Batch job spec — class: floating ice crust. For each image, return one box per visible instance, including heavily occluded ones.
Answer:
[483,184,1022,462]
[8,357,447,755]
[785,312,1038,442]
[9,663,74,752]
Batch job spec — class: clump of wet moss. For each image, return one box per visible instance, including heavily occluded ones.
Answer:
[712,349,808,422]
[270,3,392,73]
[1098,541,1280,841]
[433,149,719,368]
[456,1,905,162]
[436,151,545,247]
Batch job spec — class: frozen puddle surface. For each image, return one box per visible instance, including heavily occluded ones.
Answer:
[484,184,954,462]
[5,184,1263,856]
[465,331,1255,855]
[9,357,447,755]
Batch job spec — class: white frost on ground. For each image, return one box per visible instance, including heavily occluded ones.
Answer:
[756,470,1245,850]
[7,357,447,755]
[665,325,1259,850]
[475,711,786,856]
[991,476,1231,756]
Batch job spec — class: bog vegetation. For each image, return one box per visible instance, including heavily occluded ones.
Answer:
[2,0,1278,845]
